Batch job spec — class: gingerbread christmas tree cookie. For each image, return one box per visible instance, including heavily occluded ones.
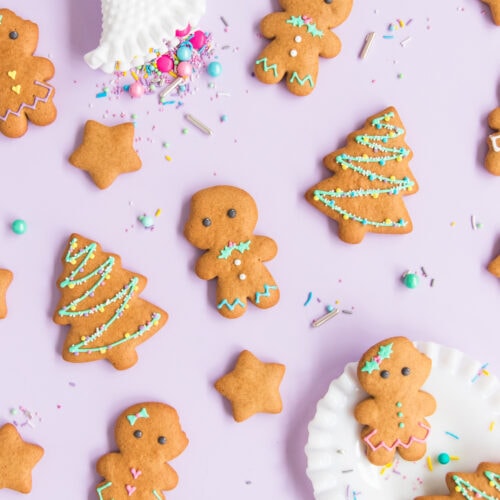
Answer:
[415,462,500,499]
[485,107,500,175]
[482,0,500,25]
[0,9,57,138]
[305,106,418,244]
[53,234,168,370]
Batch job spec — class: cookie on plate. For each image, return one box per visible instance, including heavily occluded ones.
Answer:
[354,337,436,466]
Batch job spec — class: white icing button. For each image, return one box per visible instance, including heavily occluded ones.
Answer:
[234,259,242,266]
[239,273,247,281]
[295,35,302,43]
[290,49,298,57]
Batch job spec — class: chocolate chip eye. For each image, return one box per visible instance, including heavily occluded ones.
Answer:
[202,217,211,227]
[9,31,18,40]
[157,436,167,445]
[380,370,390,379]
[133,430,143,438]
[227,209,237,218]
[324,0,333,3]
[401,367,410,376]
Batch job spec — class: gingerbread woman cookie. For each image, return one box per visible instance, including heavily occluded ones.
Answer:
[0,9,56,138]
[482,0,500,25]
[485,107,500,175]
[354,337,436,466]
[96,402,189,500]
[254,0,353,96]
[184,185,279,319]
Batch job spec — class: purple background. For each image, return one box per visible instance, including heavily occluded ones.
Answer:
[0,0,498,499]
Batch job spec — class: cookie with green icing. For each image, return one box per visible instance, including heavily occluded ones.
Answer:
[254,0,353,96]
[184,185,279,319]
[305,106,418,244]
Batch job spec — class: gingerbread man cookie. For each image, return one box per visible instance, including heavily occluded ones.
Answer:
[0,269,13,319]
[482,0,500,25]
[485,107,500,175]
[0,9,56,138]
[488,254,500,277]
[254,0,353,96]
[354,337,436,466]
[184,185,279,319]
[96,402,188,500]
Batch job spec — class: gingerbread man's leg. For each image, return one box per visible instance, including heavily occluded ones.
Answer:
[255,44,287,85]
[397,440,427,462]
[284,54,319,97]
[24,99,57,127]
[0,114,29,138]
[365,446,396,467]
[249,278,279,310]
[216,289,248,319]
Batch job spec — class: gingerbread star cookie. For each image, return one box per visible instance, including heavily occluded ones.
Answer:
[482,0,500,25]
[69,120,142,189]
[488,255,500,277]
[0,269,13,319]
[215,350,286,422]
[0,423,44,493]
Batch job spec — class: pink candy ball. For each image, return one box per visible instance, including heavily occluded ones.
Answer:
[156,55,174,73]
[177,61,193,77]
[129,81,145,98]
[175,24,191,37]
[190,30,206,50]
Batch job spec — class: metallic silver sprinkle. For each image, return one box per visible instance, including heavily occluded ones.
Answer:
[312,308,340,327]
[185,114,213,135]
[359,32,376,59]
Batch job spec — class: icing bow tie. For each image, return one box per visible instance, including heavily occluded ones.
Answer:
[127,407,149,425]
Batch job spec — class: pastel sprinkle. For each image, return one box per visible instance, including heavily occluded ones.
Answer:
[303,292,313,306]
[490,421,495,432]
[427,456,433,471]
[96,91,107,98]
[445,431,460,440]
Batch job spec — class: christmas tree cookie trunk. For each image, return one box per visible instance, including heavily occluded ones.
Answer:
[53,234,168,370]
[415,462,500,499]
[305,106,418,244]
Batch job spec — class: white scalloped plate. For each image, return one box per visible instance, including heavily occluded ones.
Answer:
[305,341,500,499]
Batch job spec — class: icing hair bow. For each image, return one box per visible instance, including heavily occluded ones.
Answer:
[126,407,149,425]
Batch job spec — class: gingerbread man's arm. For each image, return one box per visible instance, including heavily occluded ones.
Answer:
[354,398,378,425]
[32,56,55,80]
[259,12,290,39]
[157,463,179,491]
[319,31,342,59]
[195,251,224,280]
[96,452,120,479]
[252,235,278,262]
[417,390,437,417]
[488,108,500,130]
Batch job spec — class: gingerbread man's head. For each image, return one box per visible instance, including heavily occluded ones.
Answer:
[357,337,432,398]
[184,185,258,250]
[278,0,353,27]
[0,9,39,58]
[115,402,188,463]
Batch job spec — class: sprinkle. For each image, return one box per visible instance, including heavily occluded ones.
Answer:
[359,32,376,59]
[445,431,460,440]
[471,362,490,383]
[342,309,353,314]
[130,70,139,81]
[303,292,313,306]
[311,307,339,327]
[380,462,392,475]
[220,114,228,122]
[326,304,335,313]
[450,455,460,461]
[427,456,433,471]
[96,91,107,98]
[185,114,213,135]
[397,18,405,27]
[400,36,412,47]
[220,16,229,27]
[471,214,477,230]
[337,449,345,454]
[430,278,435,287]
[159,77,184,99]
[154,208,162,217]
[342,469,354,473]
[421,266,428,277]
[165,155,172,161]
[383,34,394,39]
[490,421,495,432]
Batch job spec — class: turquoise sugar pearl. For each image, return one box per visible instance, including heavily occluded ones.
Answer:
[403,272,419,289]
[11,219,27,234]
[437,452,450,465]
[207,61,222,77]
